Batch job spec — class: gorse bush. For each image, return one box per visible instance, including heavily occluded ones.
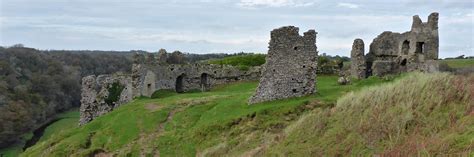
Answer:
[269,72,474,156]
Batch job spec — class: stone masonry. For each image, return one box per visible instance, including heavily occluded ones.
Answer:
[350,39,366,79]
[79,74,133,125]
[80,52,261,125]
[249,26,318,104]
[351,12,439,77]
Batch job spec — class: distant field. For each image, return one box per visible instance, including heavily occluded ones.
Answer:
[441,58,474,68]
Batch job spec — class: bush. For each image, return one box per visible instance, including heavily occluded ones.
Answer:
[104,82,125,105]
[151,89,177,99]
[207,54,266,69]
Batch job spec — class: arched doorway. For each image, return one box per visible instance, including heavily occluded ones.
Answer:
[200,73,210,91]
[400,59,407,66]
[175,74,185,93]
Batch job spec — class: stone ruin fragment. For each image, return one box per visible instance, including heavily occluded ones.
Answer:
[249,26,318,104]
[350,12,440,78]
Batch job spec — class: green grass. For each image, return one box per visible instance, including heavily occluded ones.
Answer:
[266,73,474,156]
[151,89,177,99]
[38,109,80,143]
[21,75,392,156]
[0,109,79,157]
[207,54,265,70]
[441,59,474,68]
[20,73,473,156]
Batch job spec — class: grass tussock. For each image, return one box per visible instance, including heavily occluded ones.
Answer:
[268,72,474,156]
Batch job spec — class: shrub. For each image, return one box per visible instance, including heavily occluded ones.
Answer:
[104,82,125,105]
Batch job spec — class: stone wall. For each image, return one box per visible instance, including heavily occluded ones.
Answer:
[79,74,133,125]
[249,26,318,104]
[80,56,261,124]
[350,39,366,79]
[132,59,261,97]
[351,12,439,77]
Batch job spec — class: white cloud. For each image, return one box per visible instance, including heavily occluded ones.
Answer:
[337,2,359,9]
[237,0,315,8]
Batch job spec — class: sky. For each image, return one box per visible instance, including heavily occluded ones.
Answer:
[0,0,473,58]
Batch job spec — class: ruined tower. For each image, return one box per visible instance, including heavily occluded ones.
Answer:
[350,39,366,79]
[249,26,318,104]
[362,12,439,76]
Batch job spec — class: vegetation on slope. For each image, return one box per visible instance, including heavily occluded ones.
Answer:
[21,75,392,156]
[441,58,474,68]
[0,109,79,157]
[20,73,473,156]
[267,73,474,156]
[207,54,266,70]
[0,47,132,147]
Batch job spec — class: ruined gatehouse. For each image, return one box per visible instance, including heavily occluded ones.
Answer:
[79,51,261,125]
[351,12,440,78]
[249,26,318,104]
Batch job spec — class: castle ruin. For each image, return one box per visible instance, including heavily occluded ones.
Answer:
[351,12,440,78]
[79,51,261,125]
[249,26,318,104]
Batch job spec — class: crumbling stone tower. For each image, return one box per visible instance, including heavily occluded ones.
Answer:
[249,26,318,104]
[350,39,366,79]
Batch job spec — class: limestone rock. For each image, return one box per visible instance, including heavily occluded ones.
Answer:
[337,77,350,85]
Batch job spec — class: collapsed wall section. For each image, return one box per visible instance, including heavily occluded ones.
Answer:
[249,26,318,104]
[360,12,439,77]
[79,74,132,125]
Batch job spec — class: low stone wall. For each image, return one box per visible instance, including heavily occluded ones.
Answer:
[132,63,261,96]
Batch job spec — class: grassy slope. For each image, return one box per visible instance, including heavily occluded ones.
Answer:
[20,73,474,156]
[21,75,392,156]
[0,133,32,157]
[0,109,79,157]
[441,59,474,68]
[267,73,474,156]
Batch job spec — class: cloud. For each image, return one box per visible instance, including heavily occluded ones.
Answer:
[337,2,359,9]
[237,0,315,8]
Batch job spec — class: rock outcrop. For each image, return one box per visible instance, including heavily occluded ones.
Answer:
[249,26,318,104]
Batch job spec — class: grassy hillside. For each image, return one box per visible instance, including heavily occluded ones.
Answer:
[21,75,392,156]
[266,73,473,156]
[20,73,473,156]
[441,58,474,68]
